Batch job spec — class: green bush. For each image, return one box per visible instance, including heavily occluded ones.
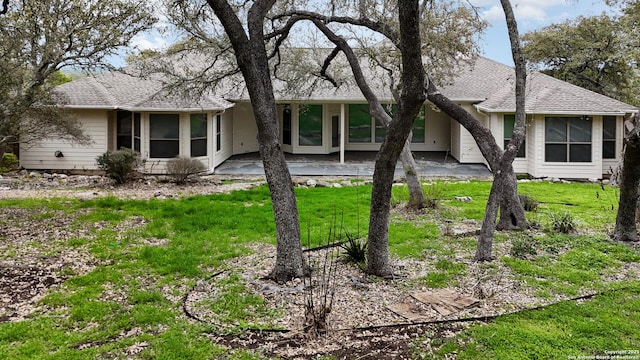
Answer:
[166,157,206,184]
[548,210,575,233]
[96,148,142,184]
[0,153,19,173]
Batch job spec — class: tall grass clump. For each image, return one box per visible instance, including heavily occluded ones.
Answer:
[548,210,576,233]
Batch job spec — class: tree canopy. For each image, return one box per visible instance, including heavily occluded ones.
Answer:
[0,0,156,152]
[522,12,640,105]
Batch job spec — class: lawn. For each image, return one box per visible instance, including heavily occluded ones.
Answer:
[0,179,638,359]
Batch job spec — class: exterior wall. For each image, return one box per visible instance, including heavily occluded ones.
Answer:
[528,114,603,179]
[490,112,531,174]
[20,109,109,171]
[212,110,234,170]
[455,104,486,164]
[449,119,461,161]
[232,102,259,154]
[419,108,451,152]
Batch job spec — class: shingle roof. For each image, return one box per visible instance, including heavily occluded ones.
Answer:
[55,70,234,112]
[476,69,637,115]
[56,54,636,115]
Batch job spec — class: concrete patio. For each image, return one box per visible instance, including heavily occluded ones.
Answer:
[214,151,492,178]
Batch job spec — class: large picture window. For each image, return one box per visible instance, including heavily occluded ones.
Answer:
[150,114,180,158]
[349,104,371,143]
[503,114,525,158]
[348,104,425,144]
[299,105,323,146]
[603,116,617,159]
[545,116,592,162]
[190,113,207,157]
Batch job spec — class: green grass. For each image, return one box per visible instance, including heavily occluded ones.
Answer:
[0,180,638,359]
[430,282,640,359]
[420,258,468,288]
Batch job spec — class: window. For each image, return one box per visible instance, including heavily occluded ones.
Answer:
[216,115,222,152]
[412,107,426,143]
[133,113,141,152]
[603,116,617,159]
[299,104,323,146]
[503,114,525,158]
[282,105,292,145]
[117,111,141,152]
[349,104,371,143]
[116,111,132,150]
[348,104,425,144]
[545,116,592,162]
[190,113,207,157]
[150,114,180,158]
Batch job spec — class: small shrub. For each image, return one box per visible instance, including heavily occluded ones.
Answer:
[340,230,367,264]
[166,157,206,184]
[0,153,19,173]
[96,148,142,184]
[548,210,575,233]
[510,237,537,259]
[519,194,538,212]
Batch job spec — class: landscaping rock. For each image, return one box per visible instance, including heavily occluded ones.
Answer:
[454,196,473,202]
[306,179,317,187]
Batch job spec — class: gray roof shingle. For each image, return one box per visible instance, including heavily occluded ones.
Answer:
[56,55,636,115]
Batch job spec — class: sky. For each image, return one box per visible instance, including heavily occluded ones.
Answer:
[469,0,613,65]
[122,0,615,68]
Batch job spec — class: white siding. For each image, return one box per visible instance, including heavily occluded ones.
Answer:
[20,109,109,171]
[450,120,461,161]
[232,102,259,154]
[456,105,486,163]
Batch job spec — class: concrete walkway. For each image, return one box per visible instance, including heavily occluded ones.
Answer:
[214,152,492,178]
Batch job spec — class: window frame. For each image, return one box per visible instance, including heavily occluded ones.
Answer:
[298,104,323,147]
[190,113,208,158]
[149,113,180,159]
[544,116,592,163]
[503,114,526,158]
[602,116,617,159]
[216,114,222,153]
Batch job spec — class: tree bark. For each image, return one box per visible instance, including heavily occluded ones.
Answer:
[613,116,640,242]
[475,171,503,261]
[399,139,425,208]
[475,0,528,261]
[365,0,425,276]
[497,168,527,230]
[208,0,304,282]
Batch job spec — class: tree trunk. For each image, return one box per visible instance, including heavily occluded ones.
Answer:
[366,0,425,277]
[475,172,503,261]
[399,139,425,208]
[613,123,640,242]
[208,0,304,282]
[497,167,527,230]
